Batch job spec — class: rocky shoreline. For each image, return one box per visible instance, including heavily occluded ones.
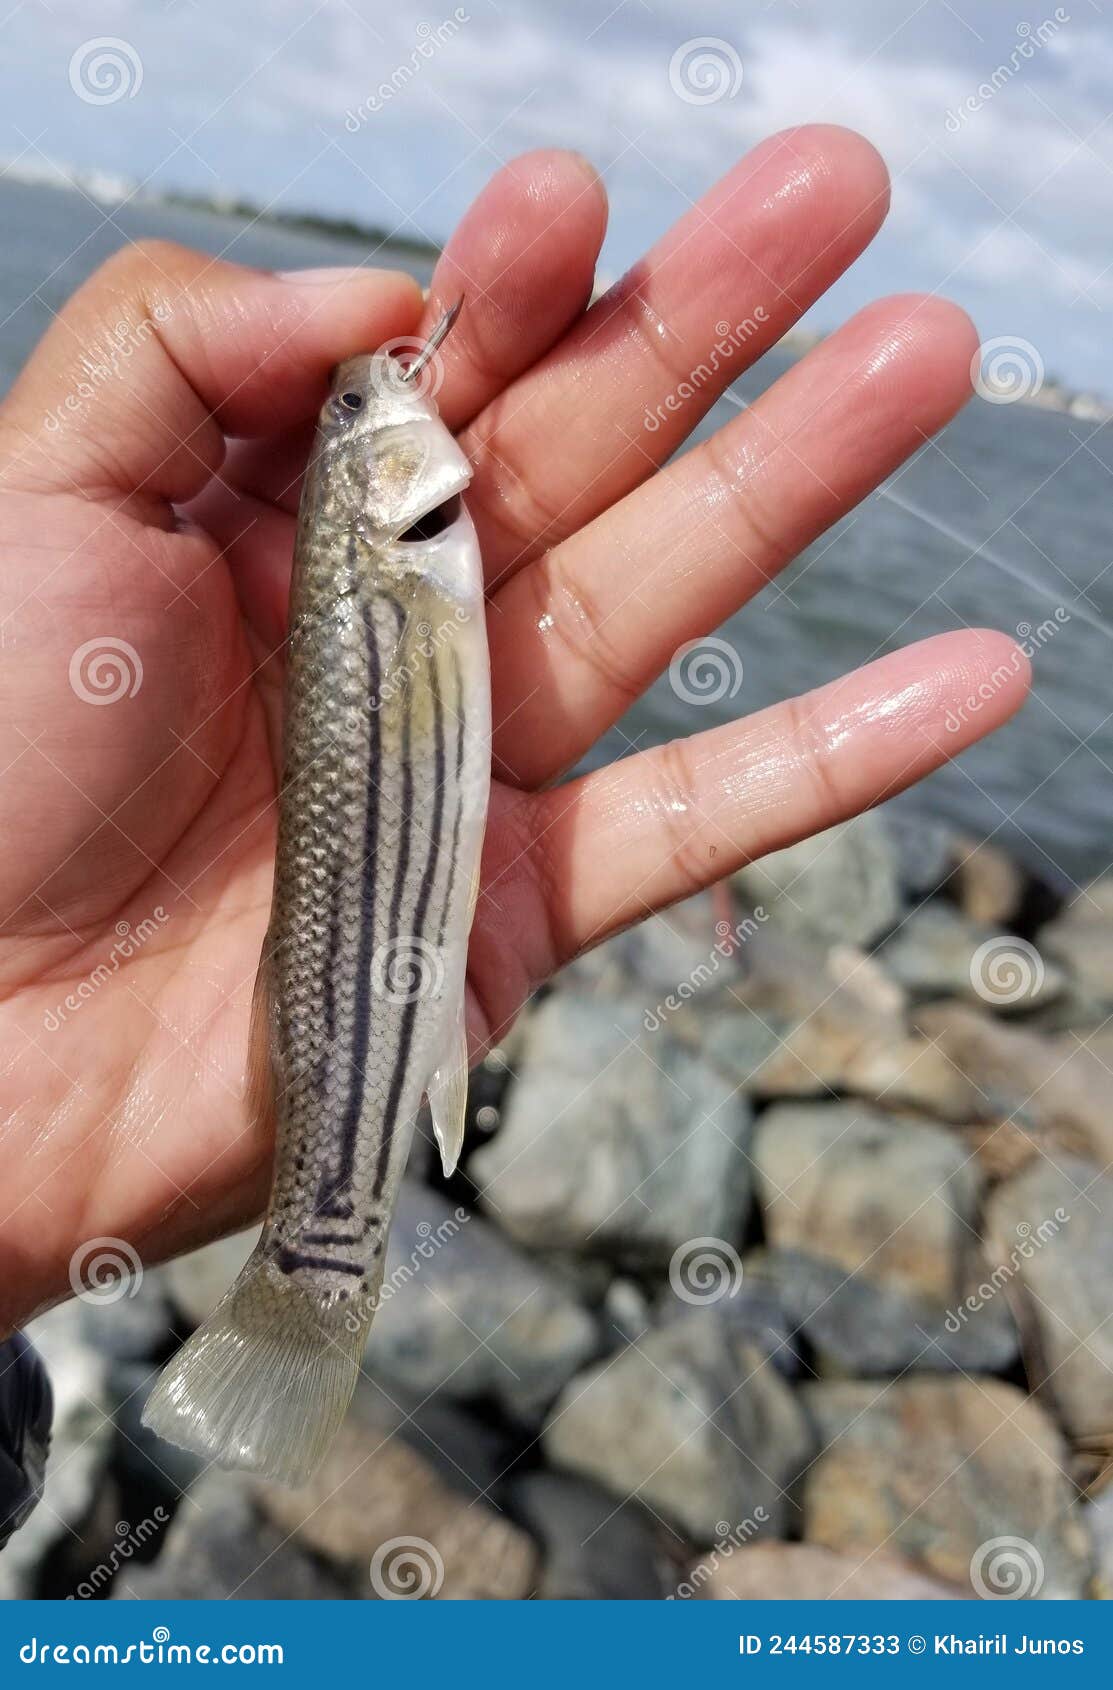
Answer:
[7,813,1113,1601]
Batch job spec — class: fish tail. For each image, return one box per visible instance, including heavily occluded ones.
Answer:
[141,1246,370,1488]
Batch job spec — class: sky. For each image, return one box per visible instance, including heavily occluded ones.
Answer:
[3,0,1112,393]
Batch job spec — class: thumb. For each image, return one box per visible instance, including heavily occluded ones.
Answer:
[0,240,423,517]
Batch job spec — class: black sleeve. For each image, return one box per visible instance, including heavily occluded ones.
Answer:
[0,1332,53,1550]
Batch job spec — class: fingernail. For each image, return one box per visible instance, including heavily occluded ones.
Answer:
[274,266,371,285]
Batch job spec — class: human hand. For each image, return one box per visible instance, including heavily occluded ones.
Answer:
[0,128,1028,1328]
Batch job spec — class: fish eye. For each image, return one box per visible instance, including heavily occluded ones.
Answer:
[339,391,363,412]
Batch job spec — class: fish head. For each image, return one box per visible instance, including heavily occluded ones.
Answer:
[312,352,473,546]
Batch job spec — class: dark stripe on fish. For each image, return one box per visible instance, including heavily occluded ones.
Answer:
[372,651,448,1198]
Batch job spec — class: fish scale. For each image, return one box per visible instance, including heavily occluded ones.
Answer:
[143,335,489,1485]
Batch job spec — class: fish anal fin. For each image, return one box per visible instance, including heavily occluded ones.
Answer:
[429,1003,470,1177]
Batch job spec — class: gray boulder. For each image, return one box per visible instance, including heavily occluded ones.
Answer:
[507,1471,667,1598]
[731,814,900,948]
[881,902,1062,1009]
[803,1377,1092,1598]
[543,1312,813,1543]
[472,996,752,1260]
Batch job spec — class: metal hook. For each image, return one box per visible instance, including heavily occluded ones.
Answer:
[400,295,464,385]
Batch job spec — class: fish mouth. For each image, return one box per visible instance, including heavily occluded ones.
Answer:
[396,492,464,544]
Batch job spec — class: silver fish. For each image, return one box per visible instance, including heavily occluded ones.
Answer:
[143,310,489,1485]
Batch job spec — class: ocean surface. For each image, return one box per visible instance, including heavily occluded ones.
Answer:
[1,175,1109,889]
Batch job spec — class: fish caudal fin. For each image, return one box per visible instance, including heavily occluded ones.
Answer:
[141,1247,368,1488]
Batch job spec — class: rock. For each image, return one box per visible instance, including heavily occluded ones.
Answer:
[757,1248,1018,1376]
[78,1273,176,1362]
[472,996,752,1260]
[1039,878,1113,1023]
[561,891,742,1000]
[663,1268,803,1379]
[684,929,909,1098]
[985,1155,1113,1447]
[0,1301,112,1600]
[880,903,1062,1009]
[883,812,956,901]
[543,1312,813,1543]
[753,1102,983,1305]
[163,1228,259,1327]
[803,1377,1091,1598]
[1084,1485,1113,1601]
[912,1002,1113,1164]
[731,814,900,949]
[950,835,1026,926]
[252,1379,537,1599]
[114,1472,352,1599]
[507,1471,666,1598]
[685,1540,965,1600]
[367,1185,598,1423]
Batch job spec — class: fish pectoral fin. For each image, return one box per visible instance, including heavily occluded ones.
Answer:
[245,943,276,1132]
[428,1005,470,1178]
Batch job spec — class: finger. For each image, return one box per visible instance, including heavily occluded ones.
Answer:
[489,294,978,785]
[479,633,1030,989]
[0,242,422,518]
[219,149,608,516]
[462,125,890,583]
[421,148,608,431]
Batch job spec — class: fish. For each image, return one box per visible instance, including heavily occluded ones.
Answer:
[142,307,490,1485]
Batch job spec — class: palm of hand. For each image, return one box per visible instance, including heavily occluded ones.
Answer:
[0,133,1028,1328]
